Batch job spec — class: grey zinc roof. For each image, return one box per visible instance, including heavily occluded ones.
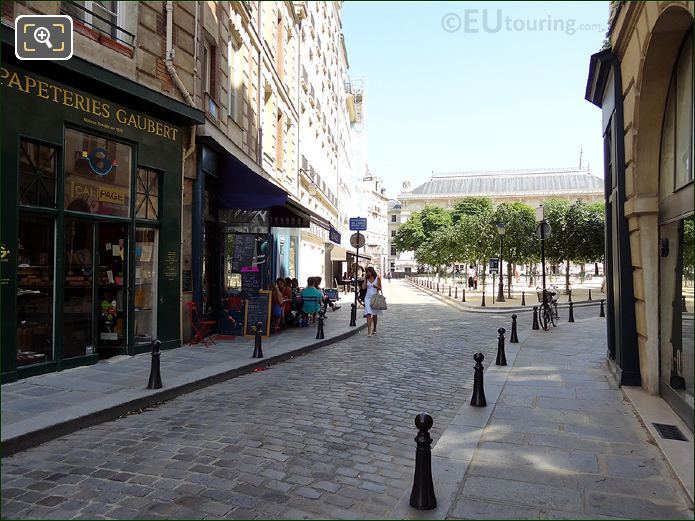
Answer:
[406,168,603,197]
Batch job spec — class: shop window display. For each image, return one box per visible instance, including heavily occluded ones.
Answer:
[19,140,57,208]
[16,217,55,366]
[134,228,157,347]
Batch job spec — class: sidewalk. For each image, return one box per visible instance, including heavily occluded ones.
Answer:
[1,306,365,457]
[391,317,694,520]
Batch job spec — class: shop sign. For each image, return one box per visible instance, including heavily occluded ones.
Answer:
[69,180,127,206]
[329,225,341,245]
[0,65,180,142]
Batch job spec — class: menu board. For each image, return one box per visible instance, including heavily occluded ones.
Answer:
[244,290,272,338]
[232,234,257,272]
[241,269,260,299]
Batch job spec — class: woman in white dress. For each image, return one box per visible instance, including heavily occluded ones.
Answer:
[362,266,382,337]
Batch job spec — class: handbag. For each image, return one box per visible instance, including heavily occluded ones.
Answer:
[370,293,387,310]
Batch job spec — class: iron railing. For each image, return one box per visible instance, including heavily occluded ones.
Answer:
[60,1,135,47]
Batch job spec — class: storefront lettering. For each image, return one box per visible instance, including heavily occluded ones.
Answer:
[0,67,178,142]
[70,181,126,206]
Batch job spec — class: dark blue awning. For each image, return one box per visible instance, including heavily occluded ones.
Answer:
[218,154,288,210]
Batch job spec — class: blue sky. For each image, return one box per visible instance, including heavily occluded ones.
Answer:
[341,1,609,197]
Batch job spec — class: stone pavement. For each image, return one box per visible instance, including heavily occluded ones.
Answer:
[2,304,365,456]
[391,315,694,520]
[0,281,511,519]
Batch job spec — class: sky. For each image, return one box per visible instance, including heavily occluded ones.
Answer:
[341,1,610,198]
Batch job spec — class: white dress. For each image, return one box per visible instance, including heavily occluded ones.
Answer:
[364,278,383,316]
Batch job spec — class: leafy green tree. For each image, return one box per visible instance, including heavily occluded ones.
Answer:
[393,210,425,253]
[451,197,493,223]
[493,202,536,296]
[542,198,571,283]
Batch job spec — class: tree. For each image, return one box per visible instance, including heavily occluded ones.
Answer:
[493,202,536,296]
[542,198,571,282]
[452,210,497,286]
[451,197,493,223]
[393,211,425,253]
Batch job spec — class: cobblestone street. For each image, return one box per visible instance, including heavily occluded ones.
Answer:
[1,282,513,520]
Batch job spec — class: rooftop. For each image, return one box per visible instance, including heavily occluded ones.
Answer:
[401,167,603,198]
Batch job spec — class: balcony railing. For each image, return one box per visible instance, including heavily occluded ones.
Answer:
[60,1,135,47]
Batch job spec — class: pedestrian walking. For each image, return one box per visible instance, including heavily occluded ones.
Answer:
[362,266,384,337]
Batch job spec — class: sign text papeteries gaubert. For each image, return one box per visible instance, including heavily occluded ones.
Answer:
[0,66,179,142]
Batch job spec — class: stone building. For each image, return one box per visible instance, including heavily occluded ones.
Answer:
[387,168,604,274]
[585,1,693,437]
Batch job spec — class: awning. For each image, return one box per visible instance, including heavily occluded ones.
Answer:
[330,246,348,261]
[218,155,287,210]
[217,154,331,230]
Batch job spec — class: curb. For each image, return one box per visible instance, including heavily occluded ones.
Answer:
[406,280,603,314]
[1,323,367,458]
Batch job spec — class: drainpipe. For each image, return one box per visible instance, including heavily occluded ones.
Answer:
[165,0,198,345]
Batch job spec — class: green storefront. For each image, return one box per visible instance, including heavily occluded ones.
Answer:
[1,35,204,383]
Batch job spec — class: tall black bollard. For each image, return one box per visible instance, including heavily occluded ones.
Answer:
[448,286,451,297]
[510,314,519,343]
[683,295,687,312]
[316,310,325,339]
[496,328,507,366]
[599,300,605,317]
[588,288,592,301]
[147,339,163,389]
[521,291,526,306]
[470,353,487,407]
[532,306,540,330]
[409,413,436,510]
[455,287,458,300]
[252,322,264,358]
[349,303,357,327]
[480,292,486,307]
[462,288,466,303]
[437,282,440,293]
[568,301,575,323]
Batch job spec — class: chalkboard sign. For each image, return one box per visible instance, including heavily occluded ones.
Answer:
[241,269,260,299]
[244,290,272,338]
[232,234,257,272]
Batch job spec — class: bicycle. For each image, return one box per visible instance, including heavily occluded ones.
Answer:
[536,285,559,331]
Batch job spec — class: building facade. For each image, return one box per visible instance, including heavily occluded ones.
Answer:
[1,1,374,381]
[387,168,605,275]
[585,1,693,430]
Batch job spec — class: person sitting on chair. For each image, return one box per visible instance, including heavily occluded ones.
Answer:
[300,277,322,326]
[312,276,341,311]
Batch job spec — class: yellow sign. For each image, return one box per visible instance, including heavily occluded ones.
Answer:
[70,180,127,206]
[0,65,179,142]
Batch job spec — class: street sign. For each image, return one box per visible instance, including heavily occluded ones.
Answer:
[350,232,365,249]
[488,257,499,274]
[536,222,552,240]
[349,217,367,231]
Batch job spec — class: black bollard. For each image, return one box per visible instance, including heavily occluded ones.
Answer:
[349,303,357,327]
[532,306,540,330]
[147,339,163,389]
[480,291,486,307]
[521,291,526,306]
[455,286,458,299]
[568,301,575,323]
[448,286,451,297]
[462,288,466,303]
[588,288,592,301]
[496,328,507,366]
[568,288,572,303]
[437,283,439,293]
[409,413,436,510]
[683,295,687,312]
[599,300,605,317]
[510,314,519,343]
[470,353,487,407]
[252,322,264,358]
[316,310,325,339]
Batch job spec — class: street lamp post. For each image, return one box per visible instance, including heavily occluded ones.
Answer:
[497,223,506,303]
[536,205,547,314]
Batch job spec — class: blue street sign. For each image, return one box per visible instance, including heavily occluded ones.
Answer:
[329,225,341,244]
[349,217,367,231]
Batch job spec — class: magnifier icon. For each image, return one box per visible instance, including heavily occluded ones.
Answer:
[33,26,53,49]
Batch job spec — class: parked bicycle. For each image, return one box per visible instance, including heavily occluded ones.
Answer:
[536,285,559,330]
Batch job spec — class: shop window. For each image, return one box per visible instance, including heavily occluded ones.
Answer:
[17,216,55,367]
[63,219,95,359]
[135,168,159,220]
[134,228,157,347]
[64,128,132,218]
[19,140,57,208]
